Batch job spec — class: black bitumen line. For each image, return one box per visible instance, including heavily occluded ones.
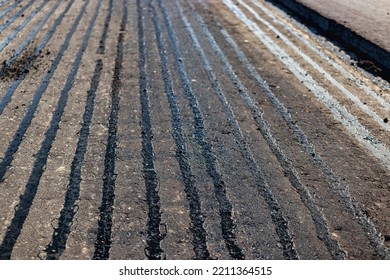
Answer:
[137,0,165,260]
[219,28,346,259]
[0,0,53,52]
[149,0,210,260]
[0,0,23,21]
[45,60,103,260]
[0,0,101,260]
[93,0,127,260]
[220,28,390,260]
[97,0,113,55]
[0,1,74,114]
[188,0,345,259]
[0,0,10,9]
[0,0,81,182]
[46,0,114,261]
[158,0,244,260]
[0,0,35,33]
[192,6,345,259]
[179,0,298,260]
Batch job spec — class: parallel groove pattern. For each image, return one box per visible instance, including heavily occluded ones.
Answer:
[0,0,23,21]
[0,0,35,34]
[0,0,83,183]
[157,0,245,260]
[0,0,388,260]
[174,0,298,260]
[149,0,210,260]
[222,0,390,259]
[183,0,345,259]
[137,0,165,260]
[253,0,390,111]
[0,0,100,259]
[0,0,53,52]
[0,0,71,114]
[240,0,390,134]
[93,0,127,260]
[45,59,103,260]
[43,4,117,252]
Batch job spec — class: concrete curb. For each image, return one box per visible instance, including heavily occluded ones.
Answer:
[266,0,390,78]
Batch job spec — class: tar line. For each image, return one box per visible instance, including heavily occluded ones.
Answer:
[45,0,114,261]
[224,0,390,259]
[137,0,165,260]
[0,0,23,21]
[0,0,101,260]
[0,0,35,33]
[188,0,345,259]
[0,0,69,115]
[0,0,79,187]
[93,0,128,260]
[0,0,53,52]
[150,0,211,260]
[178,0,298,259]
[158,0,245,260]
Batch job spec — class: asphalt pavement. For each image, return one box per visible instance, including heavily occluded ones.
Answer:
[0,0,390,260]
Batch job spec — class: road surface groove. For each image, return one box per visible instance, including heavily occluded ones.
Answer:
[0,0,389,259]
[176,0,299,259]
[0,0,76,181]
[221,0,390,259]
[157,0,245,260]
[0,0,35,34]
[241,0,390,135]
[252,0,390,112]
[93,0,127,260]
[137,0,165,261]
[45,0,115,260]
[183,0,345,259]
[149,0,212,260]
[202,0,386,259]
[0,0,73,114]
[0,0,23,21]
[0,0,102,259]
[0,0,53,53]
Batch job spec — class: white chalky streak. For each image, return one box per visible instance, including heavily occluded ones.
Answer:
[224,0,390,169]
[238,0,390,133]
[251,0,390,112]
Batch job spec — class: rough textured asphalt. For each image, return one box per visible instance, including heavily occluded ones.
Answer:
[0,0,389,260]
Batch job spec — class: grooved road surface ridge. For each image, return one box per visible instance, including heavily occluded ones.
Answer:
[0,0,389,260]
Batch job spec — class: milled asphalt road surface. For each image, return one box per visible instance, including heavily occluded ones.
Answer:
[0,0,389,260]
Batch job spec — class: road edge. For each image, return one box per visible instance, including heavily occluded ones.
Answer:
[265,0,390,79]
